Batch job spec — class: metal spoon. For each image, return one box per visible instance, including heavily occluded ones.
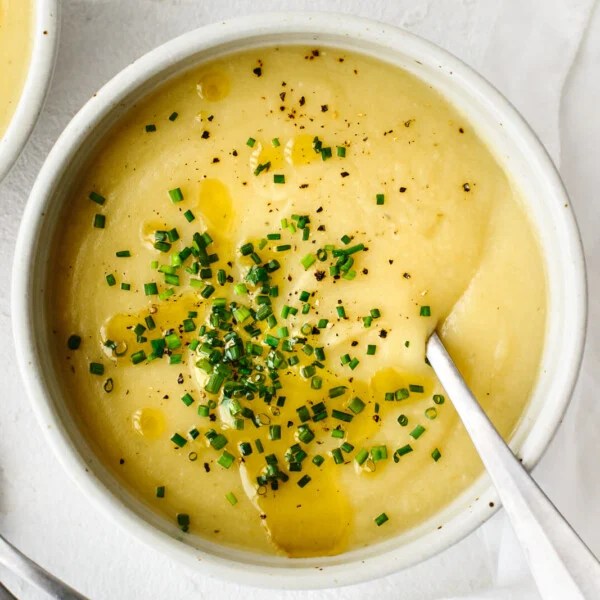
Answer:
[0,534,85,599]
[426,332,600,599]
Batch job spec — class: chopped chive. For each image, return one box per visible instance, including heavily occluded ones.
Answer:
[246,137,256,147]
[274,174,285,184]
[225,491,238,505]
[331,428,344,439]
[312,454,324,466]
[410,424,426,439]
[168,187,184,203]
[431,448,442,462]
[433,394,445,405]
[218,451,235,469]
[145,124,156,132]
[170,433,187,448]
[355,448,369,465]
[321,147,332,160]
[183,209,195,222]
[370,308,381,319]
[269,425,281,440]
[328,386,347,399]
[297,474,311,488]
[144,282,158,296]
[349,358,359,370]
[395,388,410,401]
[116,250,131,257]
[88,191,105,205]
[275,244,291,252]
[371,445,387,462]
[176,513,189,532]
[420,305,431,317]
[105,273,116,286]
[331,448,344,464]
[395,444,413,458]
[363,316,372,328]
[397,414,408,426]
[336,306,346,319]
[409,384,424,393]
[366,344,377,355]
[89,362,104,375]
[67,334,81,350]
[254,161,271,176]
[425,407,438,420]
[347,396,365,414]
[376,193,385,205]
[156,486,165,498]
[301,254,316,269]
[120,283,131,291]
[168,111,178,121]
[336,146,346,157]
[374,513,389,526]
[181,393,194,407]
[93,214,105,229]
[131,350,147,364]
[332,410,353,423]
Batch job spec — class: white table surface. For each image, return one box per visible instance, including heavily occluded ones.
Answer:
[1,1,599,599]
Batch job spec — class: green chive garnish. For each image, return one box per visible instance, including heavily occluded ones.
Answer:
[246,137,256,147]
[336,146,346,157]
[89,362,104,376]
[171,433,187,447]
[89,191,105,205]
[93,214,105,229]
[168,112,178,121]
[425,407,437,420]
[420,305,431,317]
[297,475,311,488]
[145,124,156,132]
[144,282,158,296]
[156,486,165,498]
[433,394,445,405]
[168,187,184,203]
[116,250,131,257]
[67,334,81,350]
[374,513,389,526]
[376,193,385,205]
[432,448,442,462]
[301,254,316,269]
[410,425,425,439]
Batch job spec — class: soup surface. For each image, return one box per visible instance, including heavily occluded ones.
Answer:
[50,46,546,557]
[0,0,33,138]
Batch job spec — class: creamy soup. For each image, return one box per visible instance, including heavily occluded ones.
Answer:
[0,0,33,138]
[50,47,546,556]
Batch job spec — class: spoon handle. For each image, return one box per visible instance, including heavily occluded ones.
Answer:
[0,534,86,600]
[426,332,600,600]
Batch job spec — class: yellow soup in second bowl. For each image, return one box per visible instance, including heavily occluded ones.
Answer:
[49,46,546,557]
[0,0,33,138]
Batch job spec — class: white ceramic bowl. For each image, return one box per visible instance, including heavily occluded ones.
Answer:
[12,13,586,589]
[0,0,59,182]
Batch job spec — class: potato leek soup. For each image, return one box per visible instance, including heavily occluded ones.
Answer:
[0,0,33,138]
[50,46,546,557]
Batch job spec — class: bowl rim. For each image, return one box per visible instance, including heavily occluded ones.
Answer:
[11,11,587,590]
[0,0,60,182]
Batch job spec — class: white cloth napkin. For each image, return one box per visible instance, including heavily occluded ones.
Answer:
[0,1,596,599]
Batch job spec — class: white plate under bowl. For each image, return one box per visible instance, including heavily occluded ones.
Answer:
[11,12,586,590]
[0,0,59,182]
